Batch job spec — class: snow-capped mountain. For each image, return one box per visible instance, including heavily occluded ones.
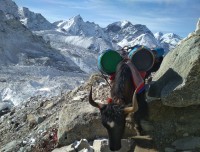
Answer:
[154,32,182,54]
[154,32,163,40]
[51,15,117,52]
[34,15,115,73]
[1,0,181,53]
[0,11,80,70]
[105,21,160,48]
[0,0,55,31]
[0,0,100,73]
[18,7,56,31]
[0,0,181,54]
[55,15,108,38]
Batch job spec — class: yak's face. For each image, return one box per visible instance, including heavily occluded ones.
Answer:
[100,104,126,151]
[89,86,138,151]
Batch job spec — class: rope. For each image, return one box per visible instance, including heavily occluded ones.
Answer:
[100,70,112,88]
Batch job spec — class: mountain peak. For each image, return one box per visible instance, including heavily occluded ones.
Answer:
[18,6,55,30]
[121,20,132,27]
[0,0,19,19]
[55,14,109,39]
[0,0,55,31]
[70,14,83,22]
[155,32,163,36]
[163,33,181,39]
[108,20,132,28]
[154,32,164,40]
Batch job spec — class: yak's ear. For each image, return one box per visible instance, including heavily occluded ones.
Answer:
[89,86,104,109]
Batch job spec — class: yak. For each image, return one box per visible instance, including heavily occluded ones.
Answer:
[89,60,148,151]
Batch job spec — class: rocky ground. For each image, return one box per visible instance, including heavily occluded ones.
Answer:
[0,93,64,151]
[0,74,114,152]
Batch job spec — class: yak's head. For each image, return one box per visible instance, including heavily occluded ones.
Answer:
[89,86,138,151]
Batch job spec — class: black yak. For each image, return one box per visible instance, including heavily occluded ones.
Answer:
[89,60,148,151]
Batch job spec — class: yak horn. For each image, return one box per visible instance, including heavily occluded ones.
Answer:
[89,86,104,108]
[124,89,138,114]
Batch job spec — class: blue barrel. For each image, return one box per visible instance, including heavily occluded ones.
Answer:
[152,48,164,58]
[128,45,155,71]
[98,49,123,75]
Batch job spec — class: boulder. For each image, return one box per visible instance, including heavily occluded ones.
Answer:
[58,99,135,146]
[0,102,13,117]
[74,139,94,152]
[53,139,94,152]
[148,27,200,107]
[52,145,75,152]
[57,99,105,146]
[147,100,200,149]
[26,114,38,129]
[172,136,200,150]
[92,139,109,152]
[93,139,132,152]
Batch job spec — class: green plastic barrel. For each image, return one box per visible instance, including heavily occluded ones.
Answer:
[98,50,123,75]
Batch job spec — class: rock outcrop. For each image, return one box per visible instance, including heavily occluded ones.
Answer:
[143,19,200,151]
[58,97,104,146]
[148,23,200,107]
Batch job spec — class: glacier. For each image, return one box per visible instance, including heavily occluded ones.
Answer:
[0,10,87,107]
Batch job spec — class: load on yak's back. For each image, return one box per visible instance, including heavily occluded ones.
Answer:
[98,45,164,75]
[89,45,164,151]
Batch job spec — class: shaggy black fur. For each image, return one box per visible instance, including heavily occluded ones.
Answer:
[110,61,135,105]
[100,103,125,125]
[110,60,149,134]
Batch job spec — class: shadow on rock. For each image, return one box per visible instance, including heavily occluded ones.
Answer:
[148,68,183,98]
[130,136,158,152]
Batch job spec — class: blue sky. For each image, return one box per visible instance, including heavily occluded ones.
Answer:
[13,0,199,38]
